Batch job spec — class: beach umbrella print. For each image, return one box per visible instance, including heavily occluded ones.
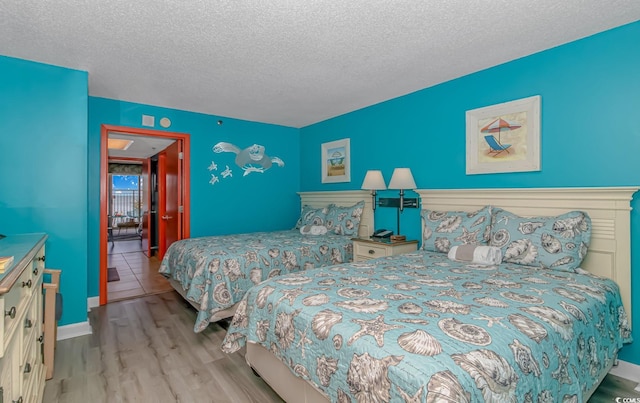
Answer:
[480,118,522,144]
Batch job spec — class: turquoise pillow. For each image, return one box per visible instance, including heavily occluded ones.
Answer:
[490,208,591,272]
[325,201,365,236]
[421,206,491,253]
[295,205,332,229]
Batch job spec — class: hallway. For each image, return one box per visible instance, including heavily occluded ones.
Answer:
[107,240,173,302]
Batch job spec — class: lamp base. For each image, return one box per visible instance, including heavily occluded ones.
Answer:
[390,235,406,242]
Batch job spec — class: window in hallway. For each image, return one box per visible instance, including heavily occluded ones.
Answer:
[110,174,143,240]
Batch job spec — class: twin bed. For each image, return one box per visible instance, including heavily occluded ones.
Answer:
[218,187,635,402]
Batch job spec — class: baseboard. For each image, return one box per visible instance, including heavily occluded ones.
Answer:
[609,359,640,384]
[87,296,99,311]
[56,321,92,341]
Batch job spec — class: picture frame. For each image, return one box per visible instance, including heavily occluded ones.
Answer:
[321,138,351,183]
[466,95,541,175]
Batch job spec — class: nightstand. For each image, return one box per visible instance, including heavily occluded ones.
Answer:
[352,237,418,262]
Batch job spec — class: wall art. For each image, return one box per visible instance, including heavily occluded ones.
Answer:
[213,142,284,178]
[466,95,541,174]
[321,138,351,183]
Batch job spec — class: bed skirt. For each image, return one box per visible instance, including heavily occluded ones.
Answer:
[167,277,239,322]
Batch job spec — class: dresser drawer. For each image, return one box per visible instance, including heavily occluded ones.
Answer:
[354,242,388,259]
[0,342,15,402]
[1,267,34,356]
[32,247,45,282]
[21,332,39,397]
[24,372,42,403]
[22,330,44,403]
[22,293,40,364]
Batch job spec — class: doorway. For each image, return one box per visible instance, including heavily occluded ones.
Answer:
[100,124,191,305]
[106,169,158,302]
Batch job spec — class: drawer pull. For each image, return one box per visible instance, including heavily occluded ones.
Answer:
[33,267,39,276]
[23,363,31,374]
[25,318,33,329]
[37,255,45,262]
[14,397,23,403]
[368,249,375,254]
[38,334,44,343]
[5,306,16,319]
[22,279,32,288]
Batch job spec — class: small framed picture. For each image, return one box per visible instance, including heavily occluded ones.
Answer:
[466,95,541,175]
[321,138,351,183]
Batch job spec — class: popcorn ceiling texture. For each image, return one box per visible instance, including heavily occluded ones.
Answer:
[1,0,639,127]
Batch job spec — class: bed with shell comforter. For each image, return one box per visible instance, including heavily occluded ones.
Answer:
[159,230,355,332]
[221,187,636,402]
[159,192,373,332]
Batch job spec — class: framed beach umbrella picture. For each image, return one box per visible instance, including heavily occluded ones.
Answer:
[321,138,351,183]
[465,95,541,175]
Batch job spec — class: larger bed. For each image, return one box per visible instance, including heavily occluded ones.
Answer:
[159,190,374,332]
[222,187,636,402]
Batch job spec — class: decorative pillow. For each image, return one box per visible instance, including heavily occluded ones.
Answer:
[325,201,365,236]
[421,206,492,253]
[295,205,332,229]
[490,208,591,272]
[299,225,328,235]
[447,245,502,265]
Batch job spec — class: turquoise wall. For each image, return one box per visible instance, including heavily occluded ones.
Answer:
[87,98,300,298]
[0,55,88,326]
[300,21,640,364]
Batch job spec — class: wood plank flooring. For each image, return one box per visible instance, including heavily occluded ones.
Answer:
[43,291,640,402]
[43,291,282,402]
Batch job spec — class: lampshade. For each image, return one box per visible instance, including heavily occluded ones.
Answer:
[361,170,387,190]
[388,168,416,190]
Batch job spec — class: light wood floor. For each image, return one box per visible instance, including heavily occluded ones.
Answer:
[43,291,283,402]
[43,291,640,403]
[107,240,173,302]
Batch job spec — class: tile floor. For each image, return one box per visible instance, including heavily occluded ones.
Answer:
[107,240,173,302]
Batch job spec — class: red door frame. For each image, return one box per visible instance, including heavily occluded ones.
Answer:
[99,124,191,305]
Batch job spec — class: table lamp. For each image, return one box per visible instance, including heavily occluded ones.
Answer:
[361,170,387,211]
[387,168,417,240]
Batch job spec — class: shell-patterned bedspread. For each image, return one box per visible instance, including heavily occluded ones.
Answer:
[159,230,353,332]
[222,251,631,402]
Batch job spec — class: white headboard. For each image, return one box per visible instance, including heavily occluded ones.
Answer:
[298,190,374,238]
[416,187,638,323]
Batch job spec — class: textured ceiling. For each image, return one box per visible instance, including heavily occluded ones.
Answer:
[1,1,639,128]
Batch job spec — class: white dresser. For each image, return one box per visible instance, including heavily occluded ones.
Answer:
[0,234,47,403]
